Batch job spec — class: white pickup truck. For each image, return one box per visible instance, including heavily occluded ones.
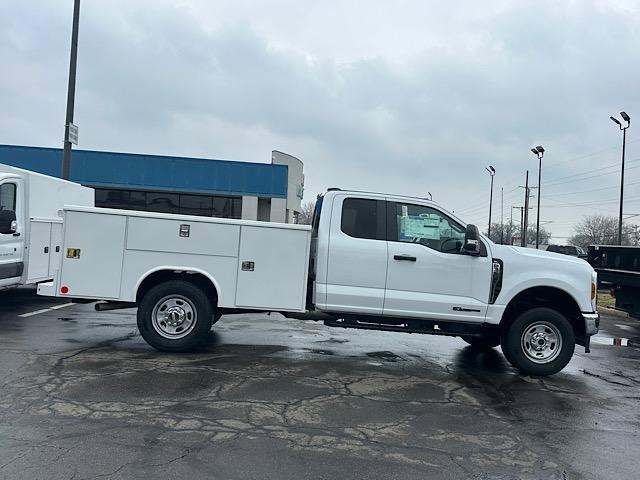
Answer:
[0,164,93,291]
[38,188,599,375]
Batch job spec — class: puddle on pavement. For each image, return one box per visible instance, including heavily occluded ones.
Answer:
[366,351,405,362]
[305,348,335,356]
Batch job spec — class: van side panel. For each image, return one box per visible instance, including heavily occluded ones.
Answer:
[26,220,52,282]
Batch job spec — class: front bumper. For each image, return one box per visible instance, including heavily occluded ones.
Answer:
[579,312,600,353]
[583,312,600,336]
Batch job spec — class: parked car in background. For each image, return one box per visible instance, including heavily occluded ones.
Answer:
[547,244,588,259]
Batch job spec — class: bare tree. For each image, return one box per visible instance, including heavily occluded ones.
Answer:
[568,214,634,248]
[297,200,315,225]
[486,222,551,246]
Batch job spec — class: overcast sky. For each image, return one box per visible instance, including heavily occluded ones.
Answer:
[1,0,640,241]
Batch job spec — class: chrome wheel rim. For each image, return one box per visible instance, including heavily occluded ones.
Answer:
[521,321,562,364]
[151,295,197,339]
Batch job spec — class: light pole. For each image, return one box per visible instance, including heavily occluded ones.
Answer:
[486,166,495,238]
[62,0,81,180]
[500,187,504,244]
[530,146,544,249]
[610,112,631,245]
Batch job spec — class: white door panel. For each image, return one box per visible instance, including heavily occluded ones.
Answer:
[325,196,387,314]
[322,284,387,314]
[0,180,24,284]
[59,211,126,299]
[384,201,491,322]
[48,222,63,276]
[235,225,309,311]
[26,221,51,282]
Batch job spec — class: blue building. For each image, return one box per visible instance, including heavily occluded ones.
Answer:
[0,145,305,222]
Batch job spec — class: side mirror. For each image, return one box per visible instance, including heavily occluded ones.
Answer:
[0,210,17,234]
[463,224,481,255]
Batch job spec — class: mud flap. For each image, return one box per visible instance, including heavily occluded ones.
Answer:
[576,335,591,354]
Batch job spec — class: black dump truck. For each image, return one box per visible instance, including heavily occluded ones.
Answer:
[588,245,640,318]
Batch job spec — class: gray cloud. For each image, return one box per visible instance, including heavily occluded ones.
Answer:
[1,0,640,239]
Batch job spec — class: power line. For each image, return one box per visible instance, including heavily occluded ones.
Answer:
[544,178,640,198]
[543,157,640,188]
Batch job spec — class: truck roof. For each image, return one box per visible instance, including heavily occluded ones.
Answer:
[324,188,441,205]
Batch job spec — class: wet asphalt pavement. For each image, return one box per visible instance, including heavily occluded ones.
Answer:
[0,288,639,480]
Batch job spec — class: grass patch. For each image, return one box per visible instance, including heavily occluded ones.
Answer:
[597,292,615,308]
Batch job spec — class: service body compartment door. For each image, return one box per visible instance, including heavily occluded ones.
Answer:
[235,225,309,311]
[59,211,126,299]
[26,220,52,282]
[48,222,63,276]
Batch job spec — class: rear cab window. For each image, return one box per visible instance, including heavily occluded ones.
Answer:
[340,198,385,240]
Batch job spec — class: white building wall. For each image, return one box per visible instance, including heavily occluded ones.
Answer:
[270,198,287,223]
[271,151,304,221]
[241,196,258,221]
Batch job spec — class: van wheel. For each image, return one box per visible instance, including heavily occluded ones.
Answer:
[137,280,212,352]
[461,334,500,349]
[501,307,575,376]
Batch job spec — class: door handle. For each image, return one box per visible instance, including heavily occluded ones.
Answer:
[394,254,416,262]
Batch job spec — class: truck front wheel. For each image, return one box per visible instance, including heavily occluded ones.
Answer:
[461,334,500,349]
[501,307,575,376]
[137,280,213,352]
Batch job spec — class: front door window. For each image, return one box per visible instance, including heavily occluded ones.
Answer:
[394,203,465,254]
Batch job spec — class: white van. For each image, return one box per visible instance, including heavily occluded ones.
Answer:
[0,163,94,290]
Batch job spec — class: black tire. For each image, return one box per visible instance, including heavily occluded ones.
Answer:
[210,312,223,329]
[137,280,213,352]
[461,334,500,349]
[501,307,575,376]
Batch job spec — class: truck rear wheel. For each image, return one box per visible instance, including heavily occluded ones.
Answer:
[137,280,212,352]
[501,307,575,376]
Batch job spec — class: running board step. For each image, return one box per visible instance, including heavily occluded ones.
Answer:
[324,316,492,337]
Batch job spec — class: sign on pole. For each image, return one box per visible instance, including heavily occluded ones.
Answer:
[67,123,78,145]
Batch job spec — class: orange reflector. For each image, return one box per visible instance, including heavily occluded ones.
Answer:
[591,282,596,300]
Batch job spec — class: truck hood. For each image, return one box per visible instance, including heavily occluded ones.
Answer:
[490,244,589,267]
[487,242,596,312]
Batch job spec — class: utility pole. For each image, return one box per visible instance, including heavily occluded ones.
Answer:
[511,206,523,246]
[62,0,81,180]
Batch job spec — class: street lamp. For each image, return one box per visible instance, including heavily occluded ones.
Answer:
[610,111,631,245]
[530,146,544,249]
[486,166,495,238]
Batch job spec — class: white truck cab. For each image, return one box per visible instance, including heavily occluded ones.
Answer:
[0,164,94,290]
[39,188,599,376]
